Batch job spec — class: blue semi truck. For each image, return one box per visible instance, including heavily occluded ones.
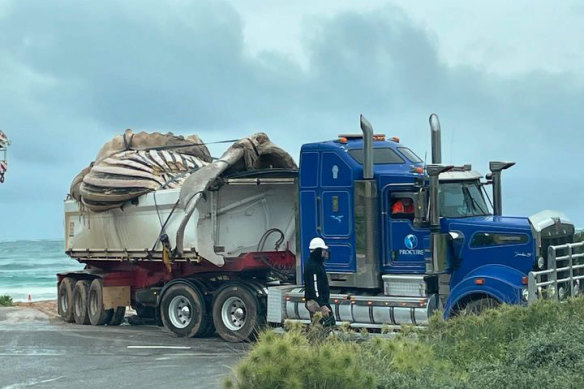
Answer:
[60,114,582,342]
[267,114,580,329]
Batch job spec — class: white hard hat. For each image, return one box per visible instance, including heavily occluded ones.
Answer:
[309,237,328,251]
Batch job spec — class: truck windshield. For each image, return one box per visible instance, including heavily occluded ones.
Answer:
[439,181,491,218]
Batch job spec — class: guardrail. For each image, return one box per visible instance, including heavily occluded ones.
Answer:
[527,241,584,305]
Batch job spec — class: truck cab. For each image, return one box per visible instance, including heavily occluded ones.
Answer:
[292,115,577,322]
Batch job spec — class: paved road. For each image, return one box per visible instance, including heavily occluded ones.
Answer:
[0,307,247,389]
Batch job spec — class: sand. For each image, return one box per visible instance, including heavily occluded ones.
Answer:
[15,300,58,317]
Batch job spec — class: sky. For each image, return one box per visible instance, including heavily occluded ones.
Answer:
[0,0,583,241]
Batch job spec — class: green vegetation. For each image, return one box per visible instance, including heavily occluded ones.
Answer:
[0,295,13,306]
[227,298,584,389]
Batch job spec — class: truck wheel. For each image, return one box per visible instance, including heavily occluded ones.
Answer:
[462,297,499,316]
[109,307,126,326]
[88,279,113,326]
[160,284,211,338]
[73,280,91,325]
[212,285,262,343]
[58,277,76,323]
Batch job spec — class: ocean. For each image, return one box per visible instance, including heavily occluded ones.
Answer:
[0,240,83,302]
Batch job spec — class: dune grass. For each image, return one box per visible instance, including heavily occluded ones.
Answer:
[0,295,13,306]
[226,298,584,389]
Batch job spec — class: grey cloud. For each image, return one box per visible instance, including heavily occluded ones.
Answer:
[0,1,583,241]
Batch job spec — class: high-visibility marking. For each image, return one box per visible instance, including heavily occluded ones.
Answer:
[313,274,319,298]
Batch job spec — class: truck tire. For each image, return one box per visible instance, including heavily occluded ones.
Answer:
[88,279,113,326]
[212,284,262,343]
[73,280,91,325]
[160,284,211,338]
[58,277,76,323]
[462,297,499,316]
[109,307,126,326]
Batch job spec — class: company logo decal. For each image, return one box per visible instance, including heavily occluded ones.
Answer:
[399,234,424,256]
[404,234,418,249]
[514,252,532,258]
[332,165,339,180]
[330,215,344,223]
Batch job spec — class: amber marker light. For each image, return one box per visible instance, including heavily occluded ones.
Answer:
[391,136,400,143]
[521,277,528,285]
[338,136,348,143]
[415,166,424,174]
[373,135,386,141]
[474,278,485,285]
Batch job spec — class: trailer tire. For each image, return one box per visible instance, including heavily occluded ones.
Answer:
[109,307,126,326]
[88,279,113,326]
[58,277,76,323]
[73,280,91,325]
[160,284,211,338]
[212,284,261,343]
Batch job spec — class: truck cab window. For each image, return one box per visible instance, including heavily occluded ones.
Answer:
[439,181,491,218]
[390,196,415,219]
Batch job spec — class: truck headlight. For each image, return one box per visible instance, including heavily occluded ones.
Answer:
[521,288,529,302]
[558,286,566,300]
[547,285,556,298]
[537,257,545,269]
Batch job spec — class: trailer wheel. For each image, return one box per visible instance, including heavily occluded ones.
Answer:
[87,279,113,326]
[109,307,126,326]
[212,285,261,343]
[58,277,76,323]
[160,284,211,338]
[73,280,91,325]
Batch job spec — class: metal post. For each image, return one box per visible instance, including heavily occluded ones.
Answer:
[549,245,558,301]
[528,272,537,305]
[569,243,575,298]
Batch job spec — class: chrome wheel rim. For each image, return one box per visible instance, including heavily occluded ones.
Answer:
[221,296,246,331]
[168,296,192,329]
[59,291,68,314]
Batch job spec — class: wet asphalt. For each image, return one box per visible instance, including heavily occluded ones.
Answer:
[0,307,248,389]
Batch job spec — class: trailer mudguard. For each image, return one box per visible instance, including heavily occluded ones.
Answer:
[444,264,525,318]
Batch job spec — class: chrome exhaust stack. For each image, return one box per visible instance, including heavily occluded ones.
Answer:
[360,114,374,179]
[426,164,452,273]
[429,113,442,164]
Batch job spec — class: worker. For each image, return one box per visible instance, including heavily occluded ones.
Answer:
[391,197,415,215]
[304,237,335,327]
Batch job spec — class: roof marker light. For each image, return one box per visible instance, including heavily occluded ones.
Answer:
[391,136,400,143]
[338,136,348,144]
[373,135,386,141]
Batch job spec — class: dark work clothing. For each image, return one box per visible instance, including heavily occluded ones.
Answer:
[303,249,330,307]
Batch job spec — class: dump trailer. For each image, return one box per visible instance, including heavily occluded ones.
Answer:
[58,114,583,342]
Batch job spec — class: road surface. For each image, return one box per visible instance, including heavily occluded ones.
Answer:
[0,306,247,389]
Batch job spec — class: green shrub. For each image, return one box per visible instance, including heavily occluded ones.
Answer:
[227,297,584,389]
[0,295,13,307]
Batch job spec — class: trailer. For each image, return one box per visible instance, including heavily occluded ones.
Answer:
[58,114,583,342]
